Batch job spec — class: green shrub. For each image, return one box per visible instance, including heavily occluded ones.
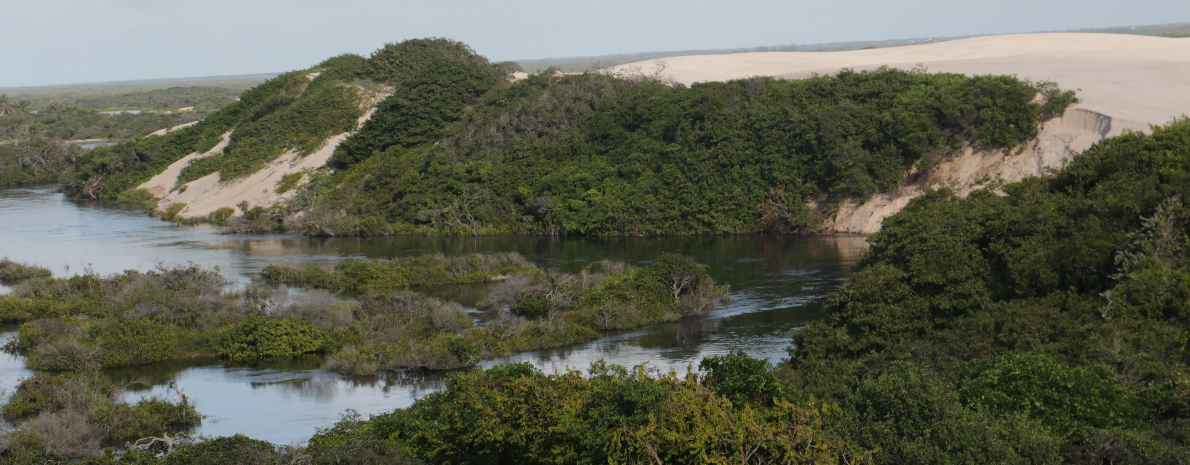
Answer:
[207,206,236,224]
[115,188,159,207]
[312,65,1072,236]
[160,202,188,222]
[699,348,789,407]
[157,435,282,465]
[91,319,185,367]
[210,316,327,359]
[956,352,1143,432]
[841,361,1062,465]
[274,172,304,194]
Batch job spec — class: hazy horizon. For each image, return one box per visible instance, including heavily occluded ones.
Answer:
[4,0,1189,88]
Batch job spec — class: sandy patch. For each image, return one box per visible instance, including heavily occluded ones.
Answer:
[819,108,1150,234]
[137,132,232,198]
[156,108,378,218]
[146,120,201,138]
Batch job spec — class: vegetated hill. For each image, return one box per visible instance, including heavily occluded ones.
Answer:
[57,38,1073,234]
[58,39,513,205]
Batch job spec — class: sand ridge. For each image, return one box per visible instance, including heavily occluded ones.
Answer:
[614,33,1190,126]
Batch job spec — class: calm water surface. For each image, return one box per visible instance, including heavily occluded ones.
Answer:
[0,187,866,444]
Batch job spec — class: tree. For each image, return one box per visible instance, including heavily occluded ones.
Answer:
[650,253,708,302]
[15,100,31,114]
[0,95,10,116]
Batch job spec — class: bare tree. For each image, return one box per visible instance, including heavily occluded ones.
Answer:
[661,272,697,302]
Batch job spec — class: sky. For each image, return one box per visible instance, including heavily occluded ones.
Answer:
[2,0,1189,87]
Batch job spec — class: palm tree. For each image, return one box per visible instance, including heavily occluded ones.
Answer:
[0,95,10,116]
[15,100,31,114]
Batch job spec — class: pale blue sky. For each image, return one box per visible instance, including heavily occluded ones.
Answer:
[3,0,1189,87]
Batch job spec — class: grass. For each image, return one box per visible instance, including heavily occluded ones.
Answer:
[0,258,52,281]
[258,252,538,291]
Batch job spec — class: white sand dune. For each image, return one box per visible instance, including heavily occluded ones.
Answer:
[615,33,1190,233]
[616,33,1190,126]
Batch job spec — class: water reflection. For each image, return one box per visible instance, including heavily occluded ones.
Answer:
[0,187,867,444]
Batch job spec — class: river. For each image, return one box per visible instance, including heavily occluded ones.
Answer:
[0,186,866,444]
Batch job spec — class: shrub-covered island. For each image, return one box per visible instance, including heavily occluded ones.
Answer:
[0,253,726,374]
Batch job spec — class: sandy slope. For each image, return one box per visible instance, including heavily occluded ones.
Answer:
[155,108,378,218]
[615,33,1190,233]
[137,132,232,197]
[145,120,200,137]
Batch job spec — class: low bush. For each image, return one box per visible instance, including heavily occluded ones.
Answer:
[207,207,236,225]
[116,188,159,208]
[0,371,200,460]
[210,316,327,359]
[160,203,188,222]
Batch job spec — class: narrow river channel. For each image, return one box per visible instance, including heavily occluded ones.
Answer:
[0,186,867,444]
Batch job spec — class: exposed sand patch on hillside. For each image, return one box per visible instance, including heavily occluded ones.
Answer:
[155,108,379,218]
[615,33,1190,233]
[819,109,1150,234]
[137,131,233,198]
[146,120,200,138]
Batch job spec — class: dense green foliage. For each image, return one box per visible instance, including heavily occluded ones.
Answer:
[302,361,865,464]
[785,119,1190,463]
[0,138,84,187]
[58,39,504,201]
[210,316,327,358]
[297,64,1072,236]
